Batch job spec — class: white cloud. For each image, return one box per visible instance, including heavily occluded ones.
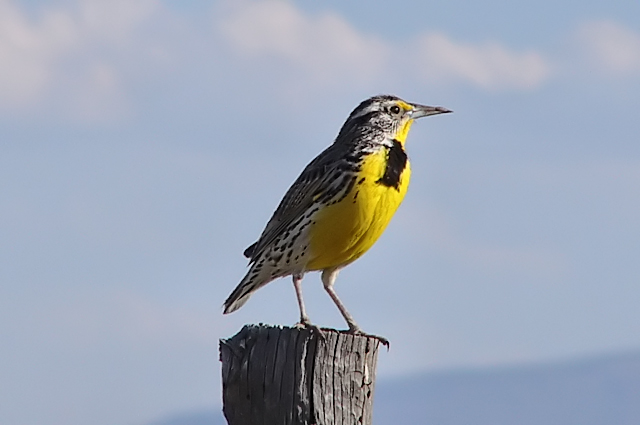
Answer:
[77,0,157,44]
[0,0,160,119]
[10,1,640,121]
[0,0,76,107]
[217,0,389,84]
[217,0,552,91]
[412,33,551,90]
[576,20,640,75]
[0,0,557,119]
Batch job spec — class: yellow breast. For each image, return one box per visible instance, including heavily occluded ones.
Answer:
[306,147,411,271]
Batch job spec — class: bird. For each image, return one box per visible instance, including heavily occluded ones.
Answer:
[223,95,451,334]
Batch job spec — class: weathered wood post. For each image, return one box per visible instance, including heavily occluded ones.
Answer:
[220,324,382,425]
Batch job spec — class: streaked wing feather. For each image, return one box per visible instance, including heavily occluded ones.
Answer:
[245,143,346,261]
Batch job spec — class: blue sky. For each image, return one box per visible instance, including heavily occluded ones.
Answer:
[1,0,640,424]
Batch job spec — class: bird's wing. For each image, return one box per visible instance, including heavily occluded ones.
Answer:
[244,143,346,261]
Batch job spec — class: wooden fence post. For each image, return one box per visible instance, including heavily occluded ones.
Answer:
[220,324,382,425]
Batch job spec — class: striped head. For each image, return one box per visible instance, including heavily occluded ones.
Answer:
[336,95,451,145]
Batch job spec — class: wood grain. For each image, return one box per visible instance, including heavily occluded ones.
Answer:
[220,325,381,425]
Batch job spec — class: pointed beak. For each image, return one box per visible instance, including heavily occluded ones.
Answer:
[409,104,452,119]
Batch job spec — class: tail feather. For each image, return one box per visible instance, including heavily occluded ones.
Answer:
[223,291,250,314]
[223,268,273,314]
[223,280,253,314]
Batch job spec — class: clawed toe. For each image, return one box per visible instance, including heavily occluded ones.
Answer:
[295,320,325,341]
[347,328,389,348]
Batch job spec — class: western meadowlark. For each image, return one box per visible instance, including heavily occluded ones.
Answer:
[223,95,451,333]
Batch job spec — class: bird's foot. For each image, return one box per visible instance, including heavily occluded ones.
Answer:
[295,318,325,341]
[348,327,390,348]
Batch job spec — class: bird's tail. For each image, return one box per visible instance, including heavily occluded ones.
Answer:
[223,268,271,314]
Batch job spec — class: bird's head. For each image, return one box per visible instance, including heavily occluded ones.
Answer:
[338,95,451,144]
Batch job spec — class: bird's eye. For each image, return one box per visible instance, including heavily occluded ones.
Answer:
[390,105,401,114]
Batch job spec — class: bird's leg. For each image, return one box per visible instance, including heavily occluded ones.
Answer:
[321,268,389,347]
[292,273,312,327]
[293,273,325,340]
[321,268,361,333]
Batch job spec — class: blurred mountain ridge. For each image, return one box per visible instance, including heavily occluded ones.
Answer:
[145,349,640,425]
